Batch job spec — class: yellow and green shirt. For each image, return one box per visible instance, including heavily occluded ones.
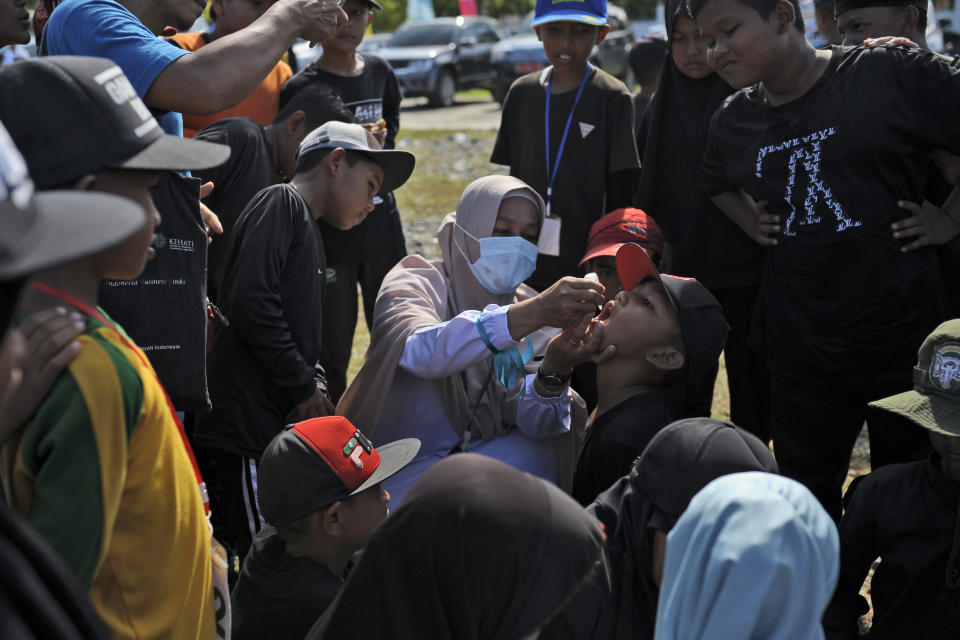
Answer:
[1,315,215,639]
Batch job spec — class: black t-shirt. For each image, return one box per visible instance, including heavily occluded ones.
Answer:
[196,184,326,457]
[492,67,639,291]
[701,45,960,374]
[571,391,672,506]
[231,526,343,640]
[194,117,282,302]
[823,456,960,639]
[281,54,404,265]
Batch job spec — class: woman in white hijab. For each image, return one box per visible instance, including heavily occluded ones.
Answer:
[654,472,839,640]
[337,175,607,503]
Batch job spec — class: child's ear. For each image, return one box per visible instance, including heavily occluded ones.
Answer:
[321,502,344,536]
[326,147,347,176]
[285,109,307,136]
[903,4,920,30]
[773,0,796,34]
[596,25,611,44]
[645,346,685,372]
[72,174,97,191]
[534,25,543,41]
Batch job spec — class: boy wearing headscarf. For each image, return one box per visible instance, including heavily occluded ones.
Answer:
[194,122,414,563]
[231,417,418,640]
[570,242,728,506]
[491,0,639,292]
[309,454,606,640]
[688,0,960,520]
[543,418,780,640]
[823,320,960,639]
[655,472,838,639]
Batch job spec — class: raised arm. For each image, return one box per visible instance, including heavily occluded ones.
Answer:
[145,0,347,116]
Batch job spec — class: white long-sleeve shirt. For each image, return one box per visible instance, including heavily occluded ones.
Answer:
[375,304,571,504]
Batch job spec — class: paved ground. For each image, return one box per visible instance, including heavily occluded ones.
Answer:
[399,95,502,131]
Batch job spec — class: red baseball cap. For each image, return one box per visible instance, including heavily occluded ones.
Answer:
[579,207,664,267]
[258,416,420,526]
[616,243,728,387]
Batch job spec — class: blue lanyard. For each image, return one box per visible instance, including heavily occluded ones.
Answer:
[544,62,592,216]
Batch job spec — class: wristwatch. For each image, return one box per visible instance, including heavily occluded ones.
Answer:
[537,365,571,389]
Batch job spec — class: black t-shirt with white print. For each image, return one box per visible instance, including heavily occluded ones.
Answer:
[700,45,960,375]
[281,54,404,265]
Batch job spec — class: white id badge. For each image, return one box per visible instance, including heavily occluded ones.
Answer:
[539,216,562,256]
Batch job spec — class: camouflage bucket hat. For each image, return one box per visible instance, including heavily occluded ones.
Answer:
[869,319,960,437]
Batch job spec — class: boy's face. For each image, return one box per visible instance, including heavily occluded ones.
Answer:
[837,6,913,45]
[338,483,390,551]
[323,0,372,52]
[929,431,960,481]
[90,169,161,281]
[583,256,622,305]
[535,21,610,72]
[596,278,681,360]
[696,0,782,89]
[212,0,279,35]
[0,0,30,48]
[672,14,712,80]
[323,150,383,230]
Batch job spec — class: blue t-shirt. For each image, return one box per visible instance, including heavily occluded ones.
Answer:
[42,0,189,136]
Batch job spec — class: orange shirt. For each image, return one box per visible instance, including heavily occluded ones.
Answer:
[168,31,292,138]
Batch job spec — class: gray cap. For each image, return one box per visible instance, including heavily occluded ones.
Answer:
[298,121,416,195]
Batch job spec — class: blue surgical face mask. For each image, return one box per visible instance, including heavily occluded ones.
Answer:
[455,224,538,294]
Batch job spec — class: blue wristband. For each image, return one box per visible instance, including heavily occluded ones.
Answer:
[475,315,534,392]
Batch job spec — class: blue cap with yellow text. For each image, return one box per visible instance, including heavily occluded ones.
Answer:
[532,0,608,26]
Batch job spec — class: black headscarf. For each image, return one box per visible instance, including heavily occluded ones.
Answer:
[547,418,779,640]
[308,453,606,640]
[634,0,761,290]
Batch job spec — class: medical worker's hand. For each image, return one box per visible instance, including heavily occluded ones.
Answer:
[507,277,605,340]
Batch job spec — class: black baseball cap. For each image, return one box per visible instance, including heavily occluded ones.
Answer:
[258,416,420,526]
[297,121,415,195]
[0,56,229,189]
[616,242,728,386]
[0,119,147,281]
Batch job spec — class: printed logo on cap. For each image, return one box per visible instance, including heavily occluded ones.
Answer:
[930,343,960,392]
[93,66,158,139]
[0,123,33,208]
[343,430,374,469]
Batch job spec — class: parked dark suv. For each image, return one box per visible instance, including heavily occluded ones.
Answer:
[489,4,635,103]
[378,16,502,107]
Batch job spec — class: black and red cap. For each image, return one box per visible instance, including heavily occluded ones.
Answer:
[616,242,728,386]
[258,416,420,526]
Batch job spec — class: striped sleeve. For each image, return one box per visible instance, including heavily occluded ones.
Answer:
[20,329,143,588]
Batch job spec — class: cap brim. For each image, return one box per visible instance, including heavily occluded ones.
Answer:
[352,438,420,495]
[869,390,960,437]
[0,191,147,279]
[113,133,230,173]
[581,241,628,267]
[616,242,666,292]
[358,149,416,195]
[531,11,607,26]
[368,0,383,8]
